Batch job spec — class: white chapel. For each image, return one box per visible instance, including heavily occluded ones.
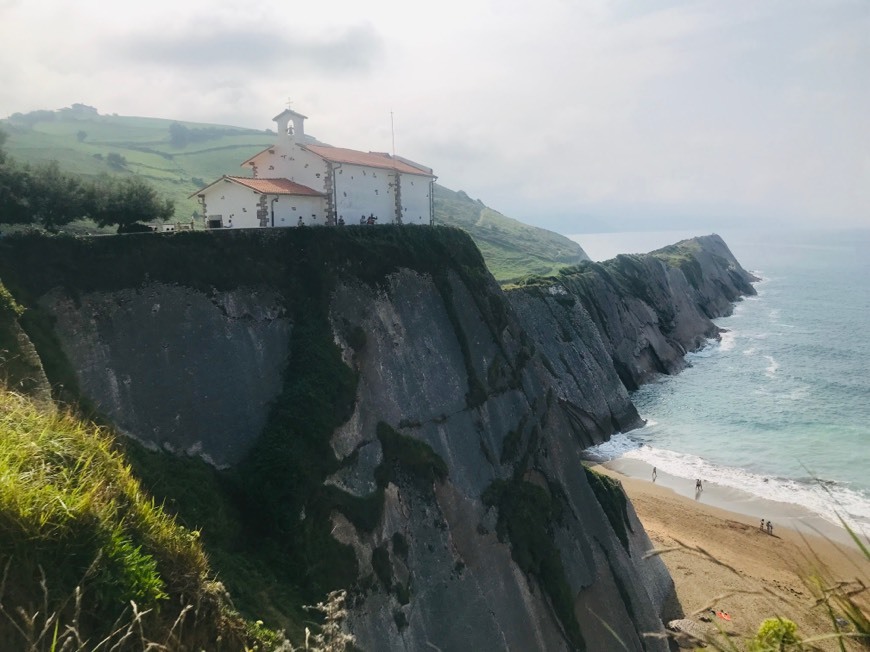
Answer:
[193,109,436,229]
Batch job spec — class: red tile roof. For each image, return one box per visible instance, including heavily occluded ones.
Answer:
[190,176,323,198]
[303,145,434,176]
[227,176,324,196]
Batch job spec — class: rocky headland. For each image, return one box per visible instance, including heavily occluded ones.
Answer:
[0,227,756,650]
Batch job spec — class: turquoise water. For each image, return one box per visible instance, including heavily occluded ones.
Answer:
[573,229,870,532]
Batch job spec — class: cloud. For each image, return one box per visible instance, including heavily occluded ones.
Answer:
[114,22,384,75]
[0,0,867,229]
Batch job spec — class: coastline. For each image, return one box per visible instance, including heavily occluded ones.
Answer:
[589,460,869,649]
[600,456,861,547]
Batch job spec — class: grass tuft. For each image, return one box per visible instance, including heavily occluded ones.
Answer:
[0,388,278,649]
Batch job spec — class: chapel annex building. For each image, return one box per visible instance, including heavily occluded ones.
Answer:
[193,109,436,230]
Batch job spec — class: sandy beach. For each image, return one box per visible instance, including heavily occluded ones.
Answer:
[590,460,869,650]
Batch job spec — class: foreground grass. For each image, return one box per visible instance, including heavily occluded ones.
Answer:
[0,388,282,650]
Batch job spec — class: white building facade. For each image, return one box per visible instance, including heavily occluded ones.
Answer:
[194,109,436,229]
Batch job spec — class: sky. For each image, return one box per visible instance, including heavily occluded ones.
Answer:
[1,0,868,233]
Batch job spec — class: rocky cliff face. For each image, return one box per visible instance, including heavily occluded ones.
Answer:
[525,234,758,391]
[325,268,669,650]
[0,228,755,651]
[41,284,290,466]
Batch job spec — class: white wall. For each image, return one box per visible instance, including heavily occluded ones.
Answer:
[270,195,327,227]
[285,146,330,190]
[202,182,327,229]
[334,163,396,224]
[248,142,329,191]
[242,143,434,225]
[399,174,432,224]
[201,182,260,229]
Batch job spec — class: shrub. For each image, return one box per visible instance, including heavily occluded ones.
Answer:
[748,617,801,651]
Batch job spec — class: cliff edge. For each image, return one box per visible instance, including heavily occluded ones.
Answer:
[0,227,755,650]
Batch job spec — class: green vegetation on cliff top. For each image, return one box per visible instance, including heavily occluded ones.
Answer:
[434,185,588,280]
[1,106,588,281]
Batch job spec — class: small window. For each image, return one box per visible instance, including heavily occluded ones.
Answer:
[374,189,379,195]
[242,207,247,212]
[316,173,321,178]
[304,163,309,168]
[343,191,347,197]
[292,206,297,211]
[269,165,275,170]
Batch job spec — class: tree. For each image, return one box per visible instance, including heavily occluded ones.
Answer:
[77,130,87,143]
[0,130,35,225]
[0,164,33,225]
[106,152,127,170]
[86,176,174,229]
[27,160,88,228]
[8,110,55,128]
[0,132,174,230]
[168,122,189,148]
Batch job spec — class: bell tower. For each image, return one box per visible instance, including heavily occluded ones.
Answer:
[272,108,307,143]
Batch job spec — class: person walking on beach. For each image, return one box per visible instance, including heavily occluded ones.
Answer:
[760,518,765,531]
[652,467,657,482]
[766,520,773,535]
[695,478,703,491]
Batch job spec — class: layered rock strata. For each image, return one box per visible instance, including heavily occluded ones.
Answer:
[0,229,755,651]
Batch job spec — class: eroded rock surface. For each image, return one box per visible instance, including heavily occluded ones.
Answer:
[0,229,756,651]
[43,283,290,466]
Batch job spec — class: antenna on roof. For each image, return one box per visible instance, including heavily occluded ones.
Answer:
[390,110,396,157]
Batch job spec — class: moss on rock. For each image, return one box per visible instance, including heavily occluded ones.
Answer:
[584,467,633,553]
[482,478,585,650]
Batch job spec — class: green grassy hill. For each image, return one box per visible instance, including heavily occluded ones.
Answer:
[434,185,588,281]
[1,104,275,221]
[1,105,588,281]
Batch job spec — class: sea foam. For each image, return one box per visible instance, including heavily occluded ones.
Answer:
[578,230,870,539]
[585,433,870,533]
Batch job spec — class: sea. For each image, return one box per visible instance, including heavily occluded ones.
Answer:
[569,228,870,536]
